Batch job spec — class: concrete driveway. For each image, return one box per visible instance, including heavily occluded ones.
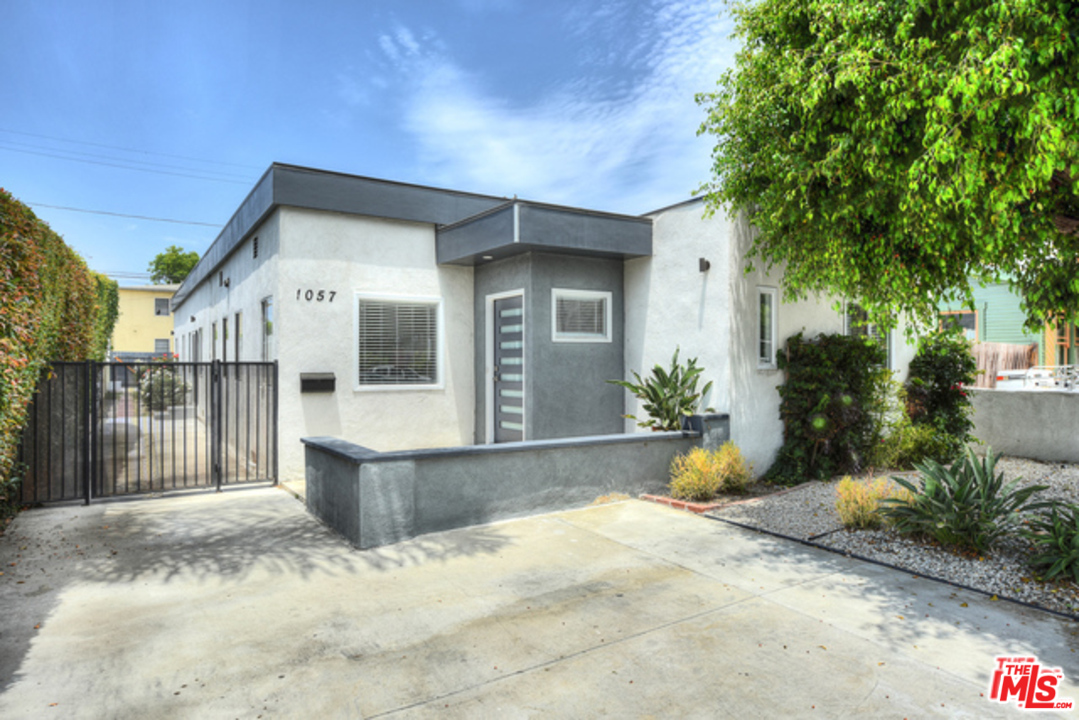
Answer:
[0,488,1075,718]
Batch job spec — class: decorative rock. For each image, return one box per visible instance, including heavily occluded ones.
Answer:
[708,457,1079,617]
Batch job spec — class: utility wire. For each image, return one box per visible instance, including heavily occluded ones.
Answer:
[1,138,252,181]
[0,127,263,171]
[26,201,222,228]
[0,145,252,185]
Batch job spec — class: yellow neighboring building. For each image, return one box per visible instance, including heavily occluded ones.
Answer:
[111,284,180,360]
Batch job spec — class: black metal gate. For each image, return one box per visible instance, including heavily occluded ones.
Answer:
[17,360,278,504]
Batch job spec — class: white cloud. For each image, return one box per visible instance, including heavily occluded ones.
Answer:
[344,0,735,214]
[408,1,732,213]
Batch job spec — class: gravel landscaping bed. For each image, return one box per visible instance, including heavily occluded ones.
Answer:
[708,456,1079,618]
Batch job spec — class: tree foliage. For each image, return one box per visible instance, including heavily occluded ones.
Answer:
[91,272,120,360]
[698,0,1079,330]
[148,245,199,284]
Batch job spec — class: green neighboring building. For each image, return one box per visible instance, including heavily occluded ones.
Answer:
[938,281,1048,364]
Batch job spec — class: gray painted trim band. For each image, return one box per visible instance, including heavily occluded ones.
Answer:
[302,431,698,465]
[174,163,510,310]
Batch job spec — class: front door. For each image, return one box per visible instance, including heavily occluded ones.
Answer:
[493,294,524,442]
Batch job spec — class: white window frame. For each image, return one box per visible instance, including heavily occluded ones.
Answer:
[154,338,170,355]
[845,302,893,369]
[154,298,170,316]
[354,292,444,392]
[757,286,778,368]
[551,288,612,343]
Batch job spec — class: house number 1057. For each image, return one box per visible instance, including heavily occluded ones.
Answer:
[296,289,336,302]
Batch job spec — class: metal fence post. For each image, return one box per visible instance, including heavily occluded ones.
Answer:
[83,360,92,505]
[272,360,279,486]
[213,359,222,492]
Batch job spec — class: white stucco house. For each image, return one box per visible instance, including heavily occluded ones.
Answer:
[172,163,916,481]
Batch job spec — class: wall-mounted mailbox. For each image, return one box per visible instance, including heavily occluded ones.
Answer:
[300,372,336,393]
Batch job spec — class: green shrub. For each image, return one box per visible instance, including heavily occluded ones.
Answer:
[1023,503,1079,584]
[871,415,956,469]
[904,328,977,459]
[609,348,713,431]
[140,368,188,411]
[0,466,22,520]
[669,442,753,500]
[766,332,891,485]
[882,447,1049,553]
[1,188,118,493]
[835,476,913,529]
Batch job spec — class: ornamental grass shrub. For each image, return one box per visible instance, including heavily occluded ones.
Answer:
[669,447,721,501]
[713,441,752,494]
[835,476,912,530]
[669,442,753,501]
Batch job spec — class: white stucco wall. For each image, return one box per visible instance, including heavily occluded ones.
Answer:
[614,196,925,477]
[726,215,847,474]
[623,200,733,430]
[173,211,281,363]
[275,208,475,480]
[173,207,475,482]
[726,216,919,475]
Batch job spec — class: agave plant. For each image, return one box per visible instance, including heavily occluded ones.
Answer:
[1023,503,1079,583]
[881,446,1050,553]
[608,348,713,431]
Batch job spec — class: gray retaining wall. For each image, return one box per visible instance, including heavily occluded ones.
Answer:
[970,388,1079,463]
[303,414,728,549]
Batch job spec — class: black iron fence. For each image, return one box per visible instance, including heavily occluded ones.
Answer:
[17,360,278,504]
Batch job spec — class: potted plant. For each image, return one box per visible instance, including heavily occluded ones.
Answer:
[608,348,713,431]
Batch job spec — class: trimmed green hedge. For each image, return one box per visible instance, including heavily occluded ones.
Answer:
[766,332,891,485]
[0,188,119,495]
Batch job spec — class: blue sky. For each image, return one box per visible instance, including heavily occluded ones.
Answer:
[1,0,735,281]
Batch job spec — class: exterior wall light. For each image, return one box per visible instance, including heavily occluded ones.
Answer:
[699,258,711,272]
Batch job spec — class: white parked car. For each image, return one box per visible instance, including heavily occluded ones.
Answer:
[994,366,1077,391]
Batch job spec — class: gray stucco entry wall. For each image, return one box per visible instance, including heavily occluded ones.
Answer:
[473,252,624,443]
[303,429,703,549]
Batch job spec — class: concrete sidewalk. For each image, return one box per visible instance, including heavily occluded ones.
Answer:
[0,488,1075,718]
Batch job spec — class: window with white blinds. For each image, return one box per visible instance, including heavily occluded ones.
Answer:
[551,289,612,342]
[846,303,892,369]
[357,296,440,386]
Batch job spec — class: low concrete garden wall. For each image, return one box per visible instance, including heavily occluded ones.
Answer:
[302,415,728,549]
[970,388,1079,463]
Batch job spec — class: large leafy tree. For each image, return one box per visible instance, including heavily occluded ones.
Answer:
[698,0,1079,330]
[148,245,199,284]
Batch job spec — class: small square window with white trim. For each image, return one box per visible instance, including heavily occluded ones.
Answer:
[758,287,778,367]
[552,289,612,343]
[357,296,440,387]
